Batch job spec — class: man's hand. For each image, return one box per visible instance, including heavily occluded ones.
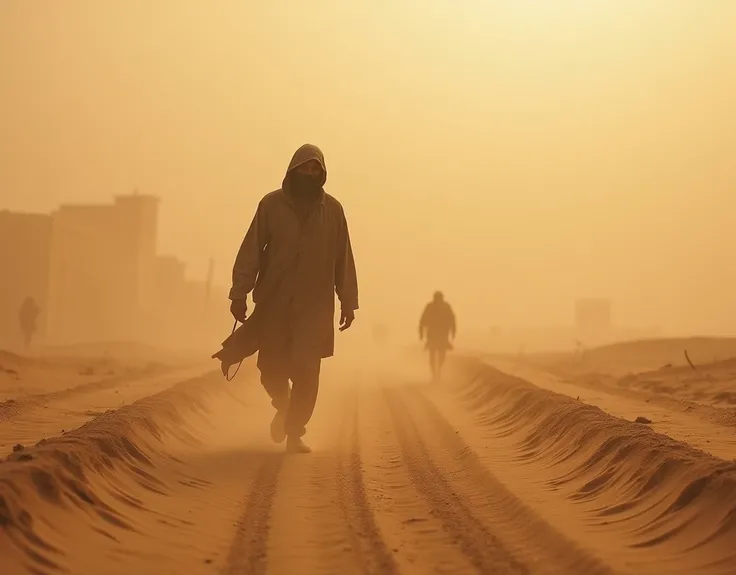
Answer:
[230,298,247,323]
[339,308,355,332]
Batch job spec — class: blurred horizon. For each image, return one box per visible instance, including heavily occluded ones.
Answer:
[2,0,735,338]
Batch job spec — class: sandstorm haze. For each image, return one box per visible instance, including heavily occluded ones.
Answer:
[3,5,736,574]
[2,0,735,344]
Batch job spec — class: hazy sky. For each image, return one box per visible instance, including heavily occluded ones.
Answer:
[1,1,734,334]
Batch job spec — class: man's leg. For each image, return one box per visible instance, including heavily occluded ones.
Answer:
[432,348,443,381]
[436,349,446,379]
[428,348,437,380]
[257,352,290,443]
[285,356,321,453]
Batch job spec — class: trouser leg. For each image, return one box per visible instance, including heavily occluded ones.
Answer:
[437,349,446,374]
[285,356,321,438]
[257,353,290,412]
[429,348,438,379]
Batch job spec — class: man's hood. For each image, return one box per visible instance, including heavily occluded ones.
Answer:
[284,143,327,187]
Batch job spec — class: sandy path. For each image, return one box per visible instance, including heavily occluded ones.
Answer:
[484,357,736,460]
[239,395,398,575]
[0,363,213,456]
[2,355,735,574]
[222,381,606,575]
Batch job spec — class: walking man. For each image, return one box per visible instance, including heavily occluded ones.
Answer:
[228,144,359,454]
[419,291,456,381]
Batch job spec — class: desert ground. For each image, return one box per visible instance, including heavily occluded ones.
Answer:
[1,338,735,575]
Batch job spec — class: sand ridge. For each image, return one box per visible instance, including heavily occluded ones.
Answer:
[441,358,736,573]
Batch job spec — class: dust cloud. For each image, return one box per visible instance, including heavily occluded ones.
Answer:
[2,1,735,350]
[2,3,736,575]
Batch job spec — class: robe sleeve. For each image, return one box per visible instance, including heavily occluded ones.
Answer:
[229,200,268,301]
[335,208,359,311]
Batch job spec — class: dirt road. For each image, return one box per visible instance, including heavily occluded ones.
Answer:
[1,354,734,574]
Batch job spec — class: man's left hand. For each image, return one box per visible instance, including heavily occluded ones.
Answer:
[339,308,355,332]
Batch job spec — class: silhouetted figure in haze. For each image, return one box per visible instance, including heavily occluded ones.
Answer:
[228,144,359,454]
[18,296,40,348]
[419,291,456,381]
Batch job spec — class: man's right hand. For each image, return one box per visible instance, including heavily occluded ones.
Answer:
[230,298,247,323]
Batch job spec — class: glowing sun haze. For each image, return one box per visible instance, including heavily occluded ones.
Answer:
[1,0,734,337]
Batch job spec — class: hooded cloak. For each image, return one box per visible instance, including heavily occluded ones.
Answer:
[212,144,358,372]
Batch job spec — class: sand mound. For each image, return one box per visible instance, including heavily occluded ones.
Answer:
[526,338,736,409]
[38,340,203,365]
[0,349,56,375]
[452,357,736,573]
[614,359,736,407]
[1,349,113,402]
[533,337,736,376]
[0,346,187,405]
[0,372,222,574]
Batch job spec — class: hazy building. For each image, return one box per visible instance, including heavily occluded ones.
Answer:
[1,194,225,349]
[147,255,188,341]
[144,256,230,348]
[0,210,53,346]
[115,194,159,323]
[155,256,187,301]
[47,194,159,344]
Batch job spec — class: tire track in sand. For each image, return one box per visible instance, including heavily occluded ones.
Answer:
[334,403,399,575]
[265,392,398,575]
[386,384,615,575]
[384,386,529,575]
[222,453,284,575]
[356,385,479,574]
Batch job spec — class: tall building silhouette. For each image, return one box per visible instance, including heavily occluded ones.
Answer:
[47,194,159,343]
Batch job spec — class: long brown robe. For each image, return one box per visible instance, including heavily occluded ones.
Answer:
[213,144,358,371]
[419,299,456,351]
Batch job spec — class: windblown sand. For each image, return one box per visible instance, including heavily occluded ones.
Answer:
[1,339,734,574]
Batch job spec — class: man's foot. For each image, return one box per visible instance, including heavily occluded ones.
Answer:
[286,436,312,454]
[270,411,287,444]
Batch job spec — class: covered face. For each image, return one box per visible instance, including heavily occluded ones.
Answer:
[284,144,327,196]
[433,291,444,302]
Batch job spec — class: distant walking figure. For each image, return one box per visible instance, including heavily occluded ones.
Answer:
[18,296,40,348]
[227,144,359,454]
[419,291,456,381]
